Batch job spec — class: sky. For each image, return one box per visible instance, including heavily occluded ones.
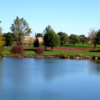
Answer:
[0,0,100,36]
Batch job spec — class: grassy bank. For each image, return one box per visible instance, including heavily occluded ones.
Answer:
[2,49,100,56]
[64,43,100,49]
[12,43,100,49]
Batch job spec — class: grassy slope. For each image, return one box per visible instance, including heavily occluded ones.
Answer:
[12,43,100,49]
[64,43,100,49]
[2,49,100,56]
[2,49,35,55]
[45,50,100,56]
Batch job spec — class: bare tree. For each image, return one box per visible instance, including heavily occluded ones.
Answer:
[88,29,97,48]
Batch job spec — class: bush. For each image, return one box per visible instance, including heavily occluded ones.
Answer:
[35,47,44,54]
[11,45,24,54]
[60,51,67,58]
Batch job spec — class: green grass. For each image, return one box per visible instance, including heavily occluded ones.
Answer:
[2,49,100,56]
[64,43,91,48]
[1,49,35,55]
[44,50,64,55]
[2,43,100,56]
[12,43,44,47]
[2,49,11,54]
[44,50,100,56]
[25,50,35,54]
[11,43,100,49]
[64,43,100,49]
[65,51,100,56]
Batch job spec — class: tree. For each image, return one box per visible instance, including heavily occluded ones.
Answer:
[34,34,39,47]
[44,29,60,50]
[10,16,31,45]
[96,30,100,44]
[57,32,69,46]
[88,29,97,48]
[3,32,16,46]
[79,35,87,45]
[36,33,43,37]
[69,34,80,46]
[43,25,53,34]
[0,28,5,54]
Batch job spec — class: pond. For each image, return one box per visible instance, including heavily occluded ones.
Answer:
[0,58,100,100]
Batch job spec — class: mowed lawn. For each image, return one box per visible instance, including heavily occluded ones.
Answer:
[64,43,100,49]
[45,50,100,56]
[2,49,35,55]
[11,43,100,49]
[2,49,100,56]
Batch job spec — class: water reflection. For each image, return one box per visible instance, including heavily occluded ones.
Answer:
[42,59,88,80]
[89,60,100,74]
[0,58,3,91]
[0,58,100,100]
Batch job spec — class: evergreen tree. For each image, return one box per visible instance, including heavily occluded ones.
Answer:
[44,28,60,50]
[33,34,39,47]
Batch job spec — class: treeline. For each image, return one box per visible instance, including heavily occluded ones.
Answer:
[0,16,100,49]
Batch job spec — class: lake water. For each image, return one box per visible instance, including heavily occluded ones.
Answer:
[0,58,100,100]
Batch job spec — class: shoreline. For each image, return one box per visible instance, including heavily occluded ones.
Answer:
[1,54,100,60]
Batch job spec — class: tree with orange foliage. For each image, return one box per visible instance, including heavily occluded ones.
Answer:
[0,25,5,54]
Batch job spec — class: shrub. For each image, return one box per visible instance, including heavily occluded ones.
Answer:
[11,45,24,54]
[60,51,67,58]
[35,47,44,54]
